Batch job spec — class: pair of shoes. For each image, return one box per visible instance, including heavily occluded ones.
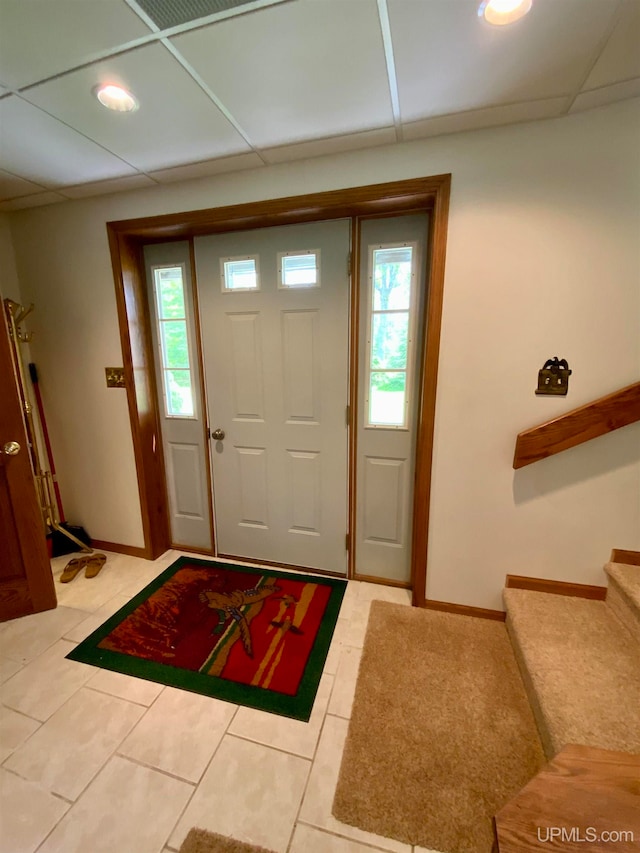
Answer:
[59,553,106,583]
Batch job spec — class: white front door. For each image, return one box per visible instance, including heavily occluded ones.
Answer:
[144,242,212,551]
[196,220,350,573]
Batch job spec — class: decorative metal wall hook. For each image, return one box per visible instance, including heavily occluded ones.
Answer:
[536,356,572,396]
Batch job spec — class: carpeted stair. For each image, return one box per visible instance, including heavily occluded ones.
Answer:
[605,560,640,644]
[503,560,640,759]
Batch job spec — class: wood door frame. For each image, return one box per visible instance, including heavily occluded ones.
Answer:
[106,175,451,607]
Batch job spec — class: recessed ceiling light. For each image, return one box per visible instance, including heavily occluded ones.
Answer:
[93,84,138,112]
[478,0,532,26]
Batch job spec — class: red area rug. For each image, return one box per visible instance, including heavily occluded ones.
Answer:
[67,557,346,720]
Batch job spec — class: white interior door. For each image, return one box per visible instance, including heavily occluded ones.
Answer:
[196,220,350,573]
[356,214,429,584]
[144,242,212,551]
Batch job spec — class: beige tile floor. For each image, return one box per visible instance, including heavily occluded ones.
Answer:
[0,550,438,853]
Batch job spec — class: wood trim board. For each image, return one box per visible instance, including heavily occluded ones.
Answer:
[513,381,640,469]
[610,549,640,566]
[423,598,506,621]
[505,574,607,601]
[90,540,148,559]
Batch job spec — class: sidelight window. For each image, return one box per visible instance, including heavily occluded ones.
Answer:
[365,244,417,428]
[153,265,195,418]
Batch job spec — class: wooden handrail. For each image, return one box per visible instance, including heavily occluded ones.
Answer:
[513,382,640,469]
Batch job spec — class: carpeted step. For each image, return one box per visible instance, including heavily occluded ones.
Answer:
[605,561,640,644]
[503,588,640,758]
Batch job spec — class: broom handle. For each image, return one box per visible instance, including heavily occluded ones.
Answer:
[28,363,65,523]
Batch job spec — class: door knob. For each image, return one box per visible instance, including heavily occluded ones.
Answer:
[211,428,225,441]
[2,441,21,456]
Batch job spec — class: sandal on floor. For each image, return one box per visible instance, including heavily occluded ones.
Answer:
[60,556,89,583]
[85,553,107,579]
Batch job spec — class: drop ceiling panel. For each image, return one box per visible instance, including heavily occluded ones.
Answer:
[0,169,46,202]
[21,43,251,172]
[172,0,394,148]
[149,151,263,182]
[0,191,66,211]
[582,0,640,90]
[0,0,152,90]
[389,0,619,123]
[570,77,640,113]
[402,96,568,141]
[0,96,137,187]
[262,127,397,164]
[60,174,157,199]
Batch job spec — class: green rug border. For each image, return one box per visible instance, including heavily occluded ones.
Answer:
[66,556,346,721]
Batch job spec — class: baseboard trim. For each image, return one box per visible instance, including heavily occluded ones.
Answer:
[353,572,411,590]
[91,539,149,559]
[610,549,640,566]
[171,544,215,557]
[422,598,506,621]
[505,574,607,601]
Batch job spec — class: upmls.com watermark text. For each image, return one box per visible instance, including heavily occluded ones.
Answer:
[537,828,635,844]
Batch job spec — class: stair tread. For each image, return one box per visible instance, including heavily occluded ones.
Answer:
[606,561,640,613]
[504,588,640,756]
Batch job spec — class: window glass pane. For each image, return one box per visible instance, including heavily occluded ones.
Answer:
[161,320,189,369]
[373,246,412,311]
[371,312,408,370]
[165,369,194,417]
[155,267,185,319]
[224,258,258,290]
[369,372,406,426]
[282,253,318,287]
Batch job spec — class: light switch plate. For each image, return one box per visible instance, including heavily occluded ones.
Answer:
[105,367,125,388]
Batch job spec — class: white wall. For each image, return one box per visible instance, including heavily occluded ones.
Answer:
[8,98,640,608]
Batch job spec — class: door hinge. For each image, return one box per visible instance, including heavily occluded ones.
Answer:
[345,404,350,427]
[345,532,351,551]
[347,251,352,277]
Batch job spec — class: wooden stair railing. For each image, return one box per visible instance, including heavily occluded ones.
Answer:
[513,381,640,469]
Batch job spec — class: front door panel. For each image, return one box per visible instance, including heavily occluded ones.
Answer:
[196,220,350,573]
[356,214,429,584]
[143,242,212,551]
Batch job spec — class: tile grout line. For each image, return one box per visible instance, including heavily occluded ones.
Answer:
[284,702,331,853]
[159,702,242,850]
[222,730,318,763]
[295,820,409,853]
[0,701,44,725]
[113,752,199,787]
[82,682,164,708]
[5,686,149,808]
